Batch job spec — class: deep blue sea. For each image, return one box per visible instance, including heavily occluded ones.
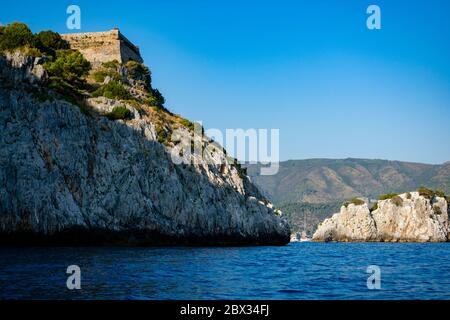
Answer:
[0,242,449,300]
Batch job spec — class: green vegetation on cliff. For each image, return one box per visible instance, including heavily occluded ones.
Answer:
[391,195,403,207]
[0,22,170,119]
[92,61,121,83]
[378,193,399,200]
[46,50,91,87]
[418,187,447,200]
[34,30,67,57]
[45,49,91,106]
[343,198,365,208]
[0,22,91,105]
[92,80,130,100]
[106,106,132,120]
[0,23,66,58]
[145,88,166,109]
[125,60,151,86]
[0,22,34,51]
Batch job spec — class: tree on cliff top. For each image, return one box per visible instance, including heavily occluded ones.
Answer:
[45,50,91,102]
[0,23,67,57]
[0,22,34,51]
[46,50,91,85]
[34,30,66,57]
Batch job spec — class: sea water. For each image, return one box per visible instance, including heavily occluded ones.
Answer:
[0,242,449,299]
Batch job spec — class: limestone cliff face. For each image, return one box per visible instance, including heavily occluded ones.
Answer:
[312,204,378,242]
[0,52,290,245]
[313,192,449,242]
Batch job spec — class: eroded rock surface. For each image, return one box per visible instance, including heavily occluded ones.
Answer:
[0,53,290,245]
[313,192,449,242]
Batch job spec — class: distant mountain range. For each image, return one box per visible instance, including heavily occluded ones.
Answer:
[247,158,450,205]
[246,158,450,235]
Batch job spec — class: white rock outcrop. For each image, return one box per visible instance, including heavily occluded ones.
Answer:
[313,192,449,242]
[312,203,378,242]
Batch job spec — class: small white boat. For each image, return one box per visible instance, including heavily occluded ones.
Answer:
[290,231,311,242]
[290,233,300,242]
[299,231,311,242]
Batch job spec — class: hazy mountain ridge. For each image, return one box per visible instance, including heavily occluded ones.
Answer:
[247,158,450,205]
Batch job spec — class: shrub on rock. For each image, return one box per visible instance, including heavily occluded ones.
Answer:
[418,187,435,200]
[145,88,165,108]
[391,196,403,207]
[417,187,448,200]
[378,193,399,201]
[125,60,151,85]
[433,205,443,215]
[435,190,446,198]
[106,106,132,120]
[92,60,121,83]
[343,198,365,207]
[92,80,130,100]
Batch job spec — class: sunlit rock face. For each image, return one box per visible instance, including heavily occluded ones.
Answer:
[312,204,378,242]
[313,192,448,242]
[371,192,448,242]
[0,53,290,246]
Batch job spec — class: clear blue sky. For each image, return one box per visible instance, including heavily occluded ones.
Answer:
[2,0,450,164]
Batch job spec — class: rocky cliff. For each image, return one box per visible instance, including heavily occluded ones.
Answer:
[0,51,290,245]
[313,192,449,242]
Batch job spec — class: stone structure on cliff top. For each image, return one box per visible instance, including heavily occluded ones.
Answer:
[61,28,143,66]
